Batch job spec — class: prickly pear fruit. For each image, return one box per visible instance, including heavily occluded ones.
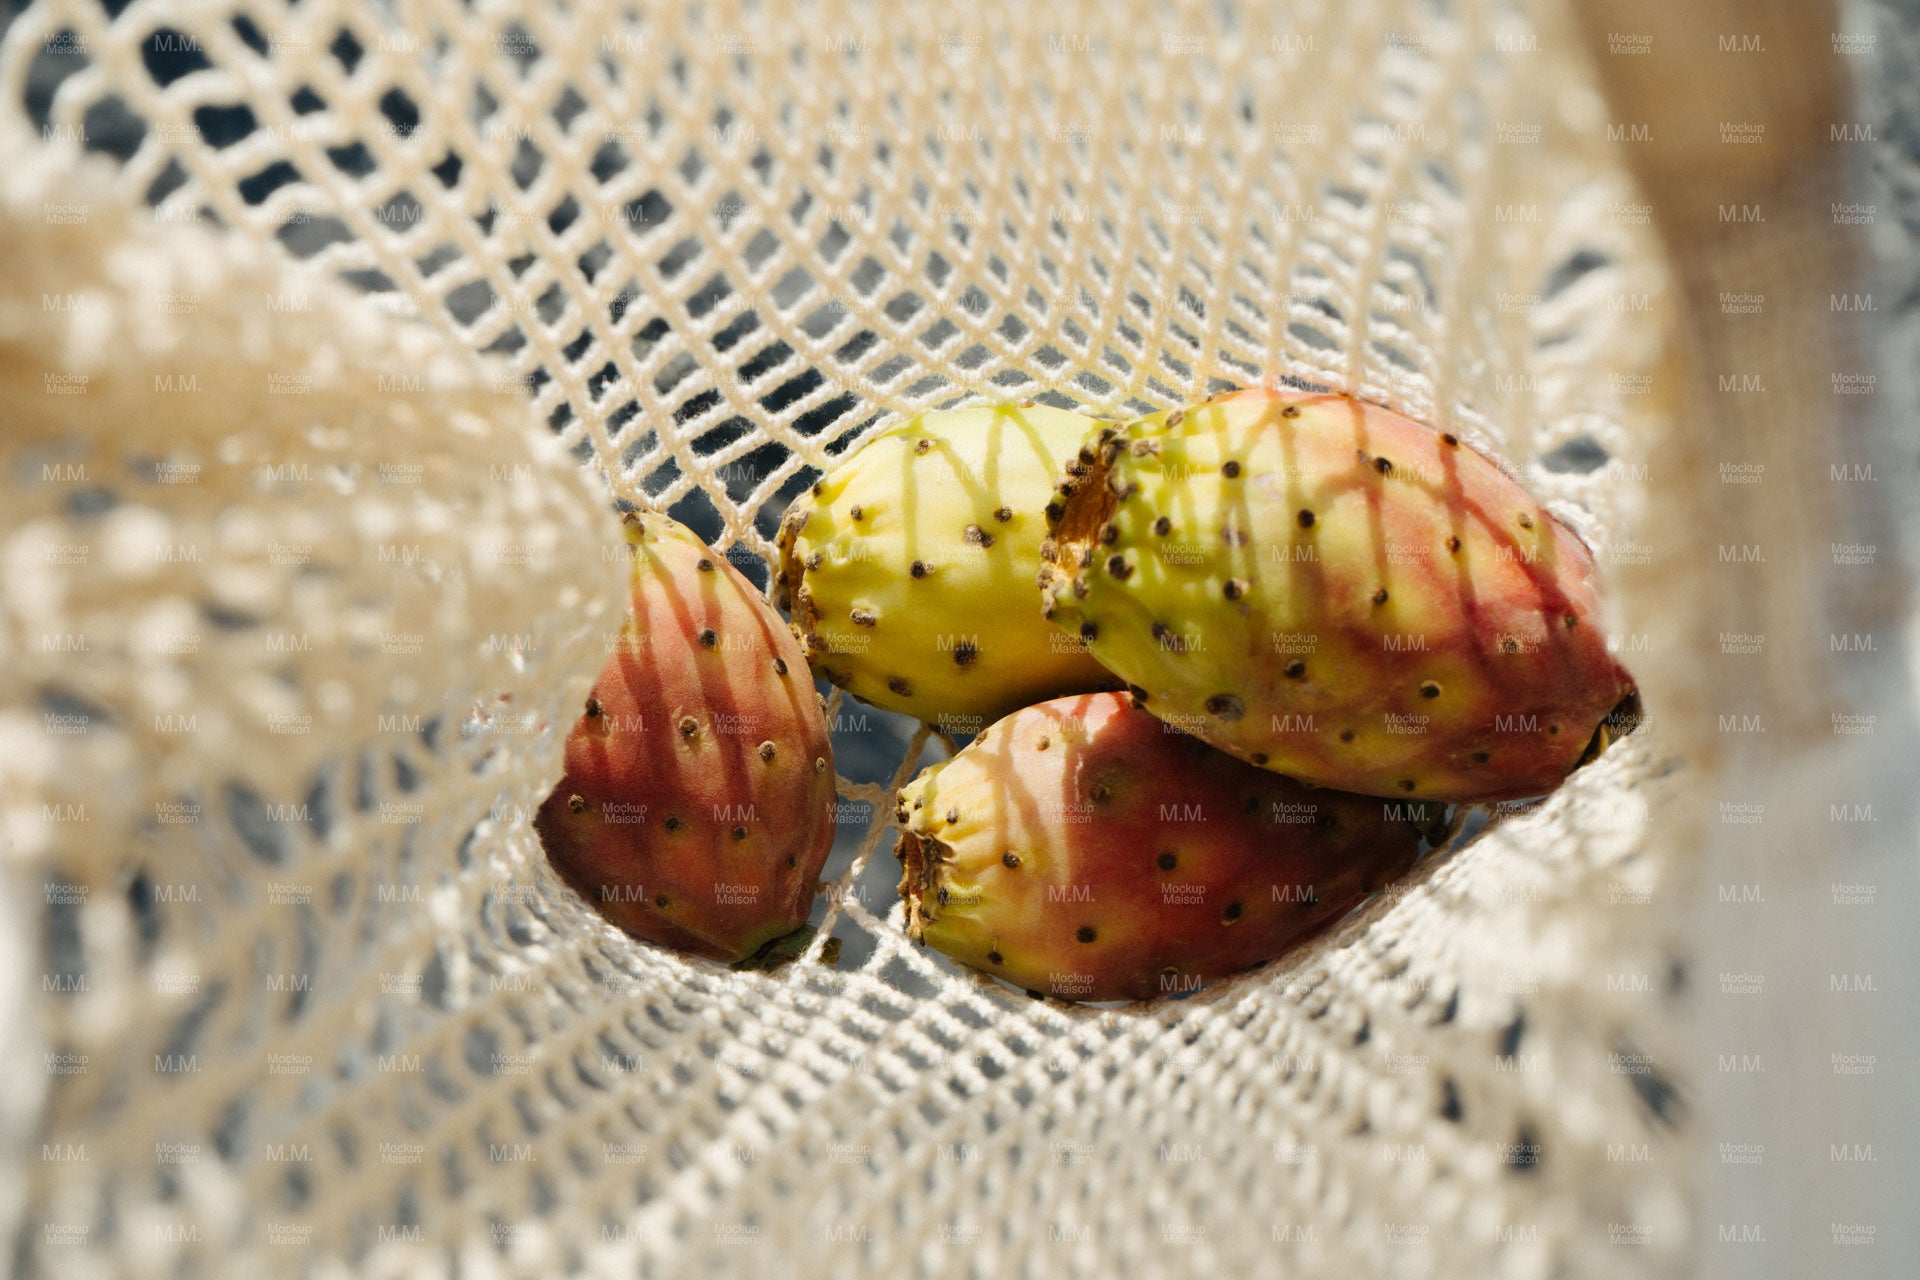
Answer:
[896,692,1423,1002]
[536,512,836,963]
[778,404,1120,734]
[1038,389,1635,803]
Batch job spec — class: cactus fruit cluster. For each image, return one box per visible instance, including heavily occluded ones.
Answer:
[536,513,836,964]
[1038,389,1635,803]
[777,404,1120,734]
[541,390,1634,999]
[897,693,1425,1001]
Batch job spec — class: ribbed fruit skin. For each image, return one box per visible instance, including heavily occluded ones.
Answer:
[896,692,1424,1002]
[1038,389,1636,803]
[778,404,1120,735]
[536,513,835,963]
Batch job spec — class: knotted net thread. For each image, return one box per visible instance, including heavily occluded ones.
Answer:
[0,0,1729,1275]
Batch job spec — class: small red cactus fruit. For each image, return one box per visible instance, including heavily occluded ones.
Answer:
[895,692,1424,1002]
[536,512,836,963]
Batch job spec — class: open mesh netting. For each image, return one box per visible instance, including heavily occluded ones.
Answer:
[2,0,1834,1274]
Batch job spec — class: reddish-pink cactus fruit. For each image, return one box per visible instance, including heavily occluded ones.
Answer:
[897,692,1424,1002]
[536,512,835,963]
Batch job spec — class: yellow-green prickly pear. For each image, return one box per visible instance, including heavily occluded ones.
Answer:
[778,404,1121,734]
[1038,389,1636,803]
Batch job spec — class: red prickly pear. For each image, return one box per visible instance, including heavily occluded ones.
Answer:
[1038,389,1636,803]
[896,692,1424,1002]
[537,512,835,963]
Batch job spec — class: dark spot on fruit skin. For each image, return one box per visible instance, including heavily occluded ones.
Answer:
[1223,578,1248,601]
[1399,780,1417,792]
[732,826,748,840]
[655,895,669,908]
[1158,852,1177,871]
[1420,681,1441,699]
[1472,751,1491,763]
[1372,588,1389,605]
[585,697,603,718]
[1281,404,1300,418]
[815,757,828,774]
[1099,523,1119,545]
[910,560,930,578]
[1035,736,1050,751]
[678,716,699,739]
[1251,753,1268,765]
[994,507,1013,522]
[1548,724,1560,735]
[810,482,824,497]
[888,677,912,697]
[1500,636,1519,654]
[773,657,788,676]
[988,951,1003,965]
[1518,513,1534,529]
[787,855,796,867]
[1106,554,1132,580]
[567,794,586,814]
[1154,516,1172,535]
[664,816,681,831]
[952,641,977,666]
[1297,510,1315,528]
[1447,536,1462,553]
[1079,621,1098,640]
[1442,433,1459,446]
[964,524,993,547]
[1206,694,1244,720]
[1003,852,1021,868]
[1222,461,1242,478]
[1340,730,1356,743]
[1076,926,1097,943]
[1128,685,1149,704]
[696,557,714,573]
[1090,782,1111,803]
[1045,502,1065,522]
[1223,901,1243,921]
[1374,457,1393,475]
[915,438,931,454]
[850,608,877,627]
[698,629,717,648]
[758,741,777,762]
[945,808,959,825]
[850,505,864,521]
[1284,660,1306,679]
[1564,614,1579,629]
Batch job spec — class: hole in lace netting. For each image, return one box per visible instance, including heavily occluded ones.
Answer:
[1540,435,1612,473]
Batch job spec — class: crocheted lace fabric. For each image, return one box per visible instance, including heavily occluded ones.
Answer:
[1,0,1912,1276]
